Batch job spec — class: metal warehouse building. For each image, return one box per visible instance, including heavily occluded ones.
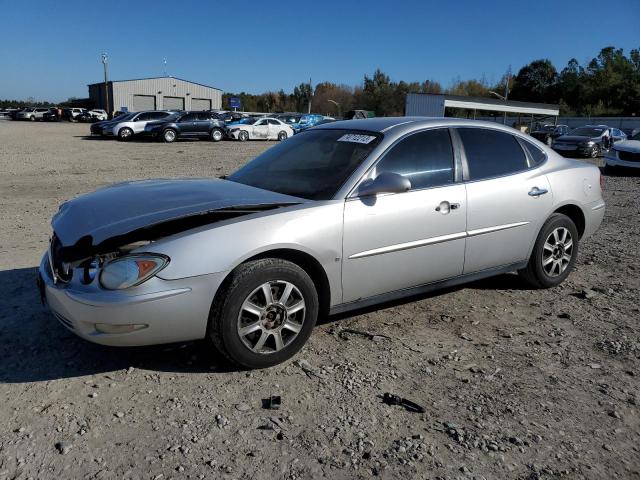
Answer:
[88,76,222,114]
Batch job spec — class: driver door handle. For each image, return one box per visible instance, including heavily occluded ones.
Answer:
[528,187,548,197]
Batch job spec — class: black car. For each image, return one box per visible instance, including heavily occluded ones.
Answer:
[530,124,569,146]
[552,125,626,158]
[42,108,61,121]
[144,111,227,143]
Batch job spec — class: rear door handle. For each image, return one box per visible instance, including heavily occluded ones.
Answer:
[435,201,460,213]
[528,187,548,197]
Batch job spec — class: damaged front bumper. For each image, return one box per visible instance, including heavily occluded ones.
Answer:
[38,253,227,347]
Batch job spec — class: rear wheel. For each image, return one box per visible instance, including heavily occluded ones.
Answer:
[210,128,224,142]
[208,258,318,368]
[118,127,133,141]
[163,129,177,143]
[545,136,553,146]
[30,115,35,121]
[518,213,579,289]
[278,131,288,141]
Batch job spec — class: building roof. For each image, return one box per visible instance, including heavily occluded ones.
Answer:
[407,93,560,116]
[87,76,221,91]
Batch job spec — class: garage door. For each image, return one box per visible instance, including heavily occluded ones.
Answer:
[163,96,184,111]
[133,95,156,112]
[191,98,211,111]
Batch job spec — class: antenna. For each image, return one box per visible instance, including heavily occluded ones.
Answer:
[163,57,167,77]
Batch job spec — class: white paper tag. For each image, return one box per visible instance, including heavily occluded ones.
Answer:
[337,133,377,144]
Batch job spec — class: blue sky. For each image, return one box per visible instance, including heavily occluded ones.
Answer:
[1,0,638,102]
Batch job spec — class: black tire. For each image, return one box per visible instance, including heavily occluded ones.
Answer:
[208,258,319,369]
[278,131,288,141]
[518,213,579,289]
[162,128,177,143]
[210,128,224,142]
[117,127,133,141]
[238,130,249,142]
[30,115,35,122]
[589,144,600,158]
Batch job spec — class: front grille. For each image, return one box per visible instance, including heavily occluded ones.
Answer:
[53,311,75,330]
[618,150,640,162]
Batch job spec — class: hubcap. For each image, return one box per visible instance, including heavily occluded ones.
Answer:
[165,130,175,141]
[121,129,131,138]
[212,130,222,141]
[542,227,573,277]
[237,280,305,354]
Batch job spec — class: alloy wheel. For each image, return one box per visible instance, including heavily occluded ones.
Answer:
[237,280,305,354]
[164,130,176,142]
[542,227,573,277]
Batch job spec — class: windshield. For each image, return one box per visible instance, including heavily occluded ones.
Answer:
[569,127,605,137]
[632,131,640,141]
[228,129,382,200]
[535,125,555,132]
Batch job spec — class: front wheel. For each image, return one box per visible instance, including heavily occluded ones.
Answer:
[589,144,601,158]
[210,128,224,142]
[163,129,177,143]
[118,127,133,141]
[208,258,319,369]
[518,213,579,289]
[238,130,249,142]
[30,115,35,121]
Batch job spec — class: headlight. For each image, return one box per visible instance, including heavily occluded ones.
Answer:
[99,254,169,290]
[580,140,595,147]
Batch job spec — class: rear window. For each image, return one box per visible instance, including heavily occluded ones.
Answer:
[458,128,529,180]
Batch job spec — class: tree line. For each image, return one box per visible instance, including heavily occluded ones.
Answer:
[223,46,639,117]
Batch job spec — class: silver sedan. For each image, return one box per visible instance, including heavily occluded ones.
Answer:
[39,118,605,368]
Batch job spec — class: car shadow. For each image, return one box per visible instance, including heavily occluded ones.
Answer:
[600,165,640,177]
[0,266,238,384]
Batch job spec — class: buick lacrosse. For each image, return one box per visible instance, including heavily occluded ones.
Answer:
[38,118,605,368]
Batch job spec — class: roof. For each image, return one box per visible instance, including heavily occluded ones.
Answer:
[87,76,221,92]
[407,93,560,116]
[315,116,523,134]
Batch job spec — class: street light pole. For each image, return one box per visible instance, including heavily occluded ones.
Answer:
[328,99,341,118]
[101,53,109,118]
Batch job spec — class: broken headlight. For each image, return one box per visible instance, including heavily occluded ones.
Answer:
[99,254,169,290]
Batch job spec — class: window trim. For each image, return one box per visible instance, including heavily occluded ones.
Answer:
[454,126,547,184]
[347,126,459,199]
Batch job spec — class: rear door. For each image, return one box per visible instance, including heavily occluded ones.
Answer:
[176,113,198,136]
[267,119,283,139]
[193,112,213,136]
[458,128,552,274]
[342,128,466,302]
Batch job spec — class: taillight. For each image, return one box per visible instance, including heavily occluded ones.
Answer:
[600,173,604,191]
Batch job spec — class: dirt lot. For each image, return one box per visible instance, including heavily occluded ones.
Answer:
[0,120,638,480]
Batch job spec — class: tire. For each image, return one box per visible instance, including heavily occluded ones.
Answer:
[163,129,177,143]
[277,131,288,141]
[589,144,600,158]
[30,115,35,122]
[118,127,133,141]
[518,213,579,289]
[238,130,249,142]
[210,128,224,142]
[208,258,319,369]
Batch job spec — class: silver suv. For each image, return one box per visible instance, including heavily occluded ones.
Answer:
[16,107,49,121]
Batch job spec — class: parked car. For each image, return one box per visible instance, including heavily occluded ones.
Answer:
[63,108,87,122]
[75,112,98,123]
[145,111,227,142]
[9,108,28,120]
[16,107,49,121]
[226,117,294,141]
[289,114,333,134]
[552,125,625,157]
[88,109,108,121]
[276,113,303,125]
[42,108,61,121]
[109,111,177,141]
[604,129,640,172]
[530,124,569,145]
[90,113,134,135]
[38,118,604,368]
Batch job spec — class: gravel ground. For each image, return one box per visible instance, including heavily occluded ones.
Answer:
[0,120,638,480]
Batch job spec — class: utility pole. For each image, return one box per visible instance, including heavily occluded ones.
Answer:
[308,77,312,114]
[503,65,511,125]
[101,53,109,118]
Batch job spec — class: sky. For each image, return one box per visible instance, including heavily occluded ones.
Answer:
[1,0,639,102]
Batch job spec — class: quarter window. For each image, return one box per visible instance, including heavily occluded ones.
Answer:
[458,128,528,180]
[374,129,454,190]
[520,139,546,166]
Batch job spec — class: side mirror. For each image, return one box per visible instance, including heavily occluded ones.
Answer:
[358,171,411,197]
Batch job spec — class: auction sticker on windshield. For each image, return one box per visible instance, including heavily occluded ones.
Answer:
[337,134,377,144]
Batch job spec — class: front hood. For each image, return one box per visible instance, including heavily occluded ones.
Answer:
[555,135,594,144]
[52,178,304,250]
[613,139,640,152]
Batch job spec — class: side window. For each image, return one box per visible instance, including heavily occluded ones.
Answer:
[255,120,266,126]
[179,113,198,122]
[374,129,454,190]
[136,112,152,121]
[520,139,546,166]
[458,128,529,180]
[268,119,280,125]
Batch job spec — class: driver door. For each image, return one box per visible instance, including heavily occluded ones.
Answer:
[342,128,466,303]
[253,119,269,139]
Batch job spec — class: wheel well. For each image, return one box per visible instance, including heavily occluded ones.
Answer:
[243,249,331,318]
[554,204,585,238]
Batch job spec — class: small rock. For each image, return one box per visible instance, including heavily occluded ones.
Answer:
[115,412,125,418]
[55,441,72,455]
[234,403,250,412]
[581,289,597,299]
[608,410,621,419]
[588,363,602,369]
[89,392,98,398]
